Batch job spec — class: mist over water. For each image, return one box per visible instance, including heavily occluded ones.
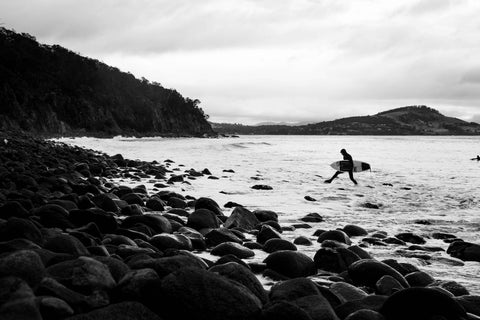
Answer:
[57,135,480,293]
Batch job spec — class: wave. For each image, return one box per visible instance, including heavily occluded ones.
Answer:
[225,142,272,149]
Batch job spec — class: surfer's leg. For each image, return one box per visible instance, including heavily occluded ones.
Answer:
[348,170,357,185]
[325,171,342,183]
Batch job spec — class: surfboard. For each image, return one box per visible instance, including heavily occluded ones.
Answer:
[330,160,371,172]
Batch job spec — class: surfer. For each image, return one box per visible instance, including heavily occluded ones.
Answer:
[325,148,358,185]
[470,155,480,161]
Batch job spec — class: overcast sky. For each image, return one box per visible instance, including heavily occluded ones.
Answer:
[2,0,480,124]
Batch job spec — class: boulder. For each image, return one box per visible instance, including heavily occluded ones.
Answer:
[314,247,360,273]
[159,267,262,320]
[261,301,312,320]
[294,294,340,320]
[167,197,187,209]
[149,234,193,251]
[224,206,260,230]
[253,210,278,222]
[294,236,313,246]
[46,256,116,293]
[120,204,144,216]
[376,275,405,296]
[317,230,352,245]
[455,295,480,317]
[33,204,73,229]
[264,238,297,253]
[348,259,409,289]
[0,201,31,219]
[335,295,388,320]
[394,233,426,244]
[300,213,324,223]
[0,250,45,288]
[264,250,316,278]
[92,194,120,213]
[69,209,118,233]
[405,271,435,287]
[211,242,255,259]
[0,217,43,244]
[186,209,221,230]
[122,214,172,234]
[257,225,282,244]
[345,309,385,320]
[130,254,207,278]
[270,277,320,302]
[116,268,159,301]
[343,225,368,237]
[44,233,90,256]
[194,197,224,216]
[121,193,144,206]
[209,262,268,304]
[37,296,74,319]
[447,241,480,262]
[205,227,243,246]
[330,282,368,303]
[379,287,467,320]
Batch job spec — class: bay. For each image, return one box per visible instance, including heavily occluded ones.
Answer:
[57,135,480,293]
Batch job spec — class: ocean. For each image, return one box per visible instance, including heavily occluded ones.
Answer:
[56,135,480,294]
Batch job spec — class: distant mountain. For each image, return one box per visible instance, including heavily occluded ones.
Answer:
[212,106,480,135]
[0,27,214,137]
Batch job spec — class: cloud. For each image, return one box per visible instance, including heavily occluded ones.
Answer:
[1,0,480,124]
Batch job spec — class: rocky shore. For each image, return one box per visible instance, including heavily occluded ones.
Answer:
[0,130,479,320]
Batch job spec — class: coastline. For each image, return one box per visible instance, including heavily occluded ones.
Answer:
[0,130,479,319]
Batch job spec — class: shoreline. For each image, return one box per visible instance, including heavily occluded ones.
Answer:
[0,130,479,319]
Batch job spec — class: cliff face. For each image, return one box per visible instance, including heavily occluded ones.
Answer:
[212,106,480,135]
[0,28,214,137]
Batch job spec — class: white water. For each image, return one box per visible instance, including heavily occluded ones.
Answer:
[56,135,480,294]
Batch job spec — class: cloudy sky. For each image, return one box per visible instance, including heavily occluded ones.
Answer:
[2,0,480,124]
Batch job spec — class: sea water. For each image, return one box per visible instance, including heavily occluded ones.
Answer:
[56,135,480,293]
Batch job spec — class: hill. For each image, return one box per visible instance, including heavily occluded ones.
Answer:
[212,106,480,135]
[0,27,214,137]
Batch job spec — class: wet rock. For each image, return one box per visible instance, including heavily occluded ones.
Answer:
[122,214,172,234]
[314,247,360,273]
[187,208,221,230]
[304,195,316,201]
[394,232,426,244]
[176,226,206,250]
[382,259,419,276]
[335,295,388,320]
[224,206,260,230]
[447,241,480,262]
[376,275,405,296]
[379,287,467,320]
[167,196,187,209]
[0,217,43,245]
[93,256,130,283]
[159,267,262,320]
[300,212,324,223]
[167,174,184,183]
[0,238,41,253]
[264,238,297,253]
[38,277,110,313]
[296,293,341,320]
[0,276,35,305]
[116,268,159,301]
[294,236,313,246]
[0,250,45,288]
[383,237,406,245]
[149,233,193,251]
[209,262,268,304]
[37,296,74,319]
[92,194,120,213]
[345,309,385,320]
[348,245,373,259]
[120,204,144,216]
[252,184,273,190]
[145,197,165,211]
[130,254,207,278]
[121,193,144,206]
[330,282,368,303]
[455,295,480,317]
[343,225,368,237]
[432,232,457,240]
[224,201,243,208]
[65,301,162,320]
[257,224,282,244]
[270,277,320,301]
[46,256,116,293]
[34,204,75,229]
[363,202,380,209]
[211,242,255,258]
[317,230,352,245]
[44,233,90,256]
[214,254,251,269]
[253,210,278,223]
[205,227,243,246]
[432,280,470,297]
[0,294,42,320]
[167,208,189,217]
[348,259,409,289]
[264,250,316,278]
[405,271,435,287]
[194,197,224,216]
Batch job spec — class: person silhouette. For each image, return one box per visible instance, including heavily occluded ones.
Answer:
[325,148,358,185]
[471,155,480,161]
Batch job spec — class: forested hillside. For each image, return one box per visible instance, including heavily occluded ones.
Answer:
[0,28,214,136]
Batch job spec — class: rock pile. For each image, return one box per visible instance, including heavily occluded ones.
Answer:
[0,130,479,320]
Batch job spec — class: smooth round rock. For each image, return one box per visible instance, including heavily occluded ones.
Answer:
[263,250,316,278]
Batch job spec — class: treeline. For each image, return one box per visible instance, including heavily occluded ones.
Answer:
[0,28,214,136]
